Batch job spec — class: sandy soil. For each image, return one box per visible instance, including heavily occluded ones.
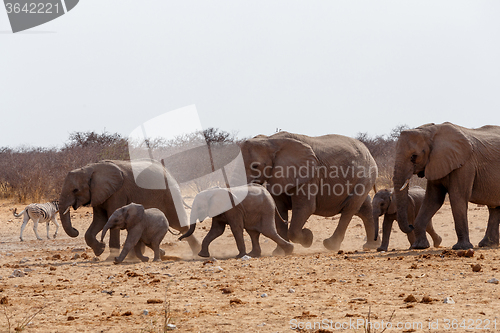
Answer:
[1,198,499,333]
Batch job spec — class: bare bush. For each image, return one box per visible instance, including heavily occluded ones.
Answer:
[0,131,129,203]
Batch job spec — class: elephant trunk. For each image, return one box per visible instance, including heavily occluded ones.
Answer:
[59,203,79,238]
[393,160,414,234]
[179,211,202,241]
[178,221,197,241]
[101,223,111,243]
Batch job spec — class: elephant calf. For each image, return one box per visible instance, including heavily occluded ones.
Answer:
[179,184,294,258]
[373,187,442,252]
[100,203,169,263]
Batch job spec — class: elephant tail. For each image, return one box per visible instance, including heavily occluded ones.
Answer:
[275,207,288,224]
[178,221,197,241]
[182,199,192,210]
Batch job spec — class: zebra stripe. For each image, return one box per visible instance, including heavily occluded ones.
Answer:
[14,201,59,223]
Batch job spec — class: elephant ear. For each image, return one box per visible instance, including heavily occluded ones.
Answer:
[267,138,318,194]
[387,191,397,215]
[425,123,473,181]
[126,204,144,229]
[207,189,236,217]
[90,162,125,206]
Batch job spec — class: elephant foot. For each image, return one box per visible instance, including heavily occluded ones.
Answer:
[160,249,166,257]
[300,228,313,248]
[94,242,107,257]
[272,246,285,256]
[140,256,150,262]
[153,258,162,262]
[323,238,341,252]
[452,241,474,250]
[377,246,388,252]
[433,235,443,248]
[247,250,261,258]
[113,257,123,264]
[281,243,294,255]
[478,236,499,248]
[198,250,210,258]
[363,240,381,251]
[410,238,430,249]
[236,252,249,259]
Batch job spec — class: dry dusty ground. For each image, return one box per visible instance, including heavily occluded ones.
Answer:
[1,198,499,333]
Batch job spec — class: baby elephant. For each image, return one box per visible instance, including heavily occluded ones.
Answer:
[373,187,442,252]
[179,184,294,258]
[100,203,169,263]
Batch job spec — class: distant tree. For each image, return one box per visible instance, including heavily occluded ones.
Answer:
[389,124,411,140]
[201,127,235,145]
[65,131,127,149]
[63,131,129,161]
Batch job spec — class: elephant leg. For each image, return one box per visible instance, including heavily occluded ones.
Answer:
[134,241,149,262]
[228,221,247,258]
[479,207,500,247]
[151,243,163,262]
[115,227,142,263]
[411,184,447,249]
[448,185,473,250]
[151,232,167,261]
[85,208,108,256]
[272,199,289,255]
[275,199,289,240]
[287,195,315,247]
[356,196,380,250]
[198,219,226,257]
[377,216,395,252]
[185,234,201,255]
[323,211,355,251]
[425,219,442,248]
[246,230,262,258]
[261,224,294,255]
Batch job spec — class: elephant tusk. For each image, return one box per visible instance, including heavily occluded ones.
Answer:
[63,207,71,215]
[399,179,410,191]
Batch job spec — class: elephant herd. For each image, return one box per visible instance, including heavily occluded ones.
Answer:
[58,122,500,261]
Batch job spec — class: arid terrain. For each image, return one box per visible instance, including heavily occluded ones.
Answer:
[1,198,499,333]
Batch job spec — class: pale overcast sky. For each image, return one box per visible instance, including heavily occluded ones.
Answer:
[1,1,499,148]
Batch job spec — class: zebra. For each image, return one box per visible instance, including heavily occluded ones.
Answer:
[13,200,60,241]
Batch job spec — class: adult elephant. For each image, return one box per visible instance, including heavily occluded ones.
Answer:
[240,131,379,252]
[393,122,500,250]
[59,159,200,257]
